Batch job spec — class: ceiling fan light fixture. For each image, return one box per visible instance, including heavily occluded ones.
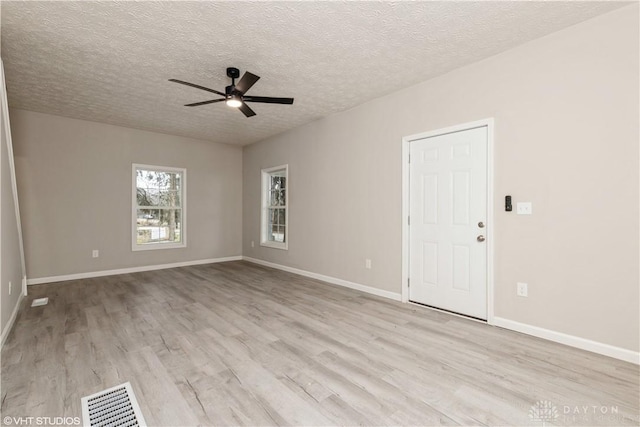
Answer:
[226,94,242,108]
[170,68,293,118]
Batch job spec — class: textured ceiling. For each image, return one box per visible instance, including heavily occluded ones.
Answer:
[0,1,626,146]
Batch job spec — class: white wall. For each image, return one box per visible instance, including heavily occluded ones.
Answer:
[243,6,639,352]
[10,109,243,280]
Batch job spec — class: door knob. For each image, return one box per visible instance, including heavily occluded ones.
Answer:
[478,221,485,228]
[477,235,485,242]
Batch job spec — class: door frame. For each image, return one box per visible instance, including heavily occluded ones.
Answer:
[401,118,495,324]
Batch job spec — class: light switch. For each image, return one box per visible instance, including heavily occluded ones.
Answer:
[516,202,532,215]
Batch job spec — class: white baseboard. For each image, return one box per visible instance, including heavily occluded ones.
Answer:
[1,290,24,349]
[26,256,243,286]
[493,317,639,365]
[242,256,402,302]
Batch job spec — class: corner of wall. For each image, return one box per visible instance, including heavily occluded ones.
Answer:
[0,288,24,349]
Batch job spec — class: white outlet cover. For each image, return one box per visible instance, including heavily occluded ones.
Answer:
[516,202,532,215]
[517,282,528,297]
[31,297,49,307]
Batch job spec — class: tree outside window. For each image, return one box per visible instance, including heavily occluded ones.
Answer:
[133,164,186,250]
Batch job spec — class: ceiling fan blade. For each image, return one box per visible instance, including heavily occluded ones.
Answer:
[235,72,260,94]
[244,96,294,105]
[238,102,256,118]
[169,79,225,96]
[184,99,225,107]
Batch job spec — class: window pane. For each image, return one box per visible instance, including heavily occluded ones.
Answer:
[275,226,285,243]
[267,208,275,227]
[136,188,149,206]
[279,190,286,206]
[136,209,160,244]
[136,209,157,224]
[157,209,181,244]
[137,227,152,244]
[158,189,180,207]
[171,190,181,207]
[137,188,160,206]
[136,169,181,204]
[139,170,179,188]
[280,177,286,189]
[269,224,278,241]
[137,170,165,189]
[269,190,284,206]
[277,208,286,226]
[155,172,174,190]
[137,209,181,244]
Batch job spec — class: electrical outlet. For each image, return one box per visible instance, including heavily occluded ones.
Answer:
[517,282,528,297]
[365,259,372,269]
[92,250,99,258]
[251,241,255,248]
[9,281,12,295]
[516,202,532,215]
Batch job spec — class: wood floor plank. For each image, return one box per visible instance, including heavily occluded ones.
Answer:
[1,261,638,426]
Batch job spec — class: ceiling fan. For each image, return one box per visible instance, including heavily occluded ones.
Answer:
[169,67,294,118]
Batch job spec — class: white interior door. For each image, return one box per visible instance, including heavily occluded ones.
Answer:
[409,126,488,319]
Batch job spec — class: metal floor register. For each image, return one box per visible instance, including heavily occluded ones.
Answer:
[81,382,147,427]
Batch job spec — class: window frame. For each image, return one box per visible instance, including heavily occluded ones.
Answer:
[260,164,289,250]
[132,163,187,251]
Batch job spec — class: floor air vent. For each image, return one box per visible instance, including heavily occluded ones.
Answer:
[31,297,49,307]
[81,382,147,427]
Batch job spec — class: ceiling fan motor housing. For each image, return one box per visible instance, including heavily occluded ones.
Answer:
[226,67,240,79]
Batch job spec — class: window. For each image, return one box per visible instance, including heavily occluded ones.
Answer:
[261,165,288,250]
[132,164,186,251]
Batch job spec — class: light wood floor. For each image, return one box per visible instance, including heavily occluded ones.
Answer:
[1,261,638,426]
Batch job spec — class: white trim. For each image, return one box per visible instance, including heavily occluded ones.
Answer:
[1,59,28,296]
[401,118,495,323]
[26,256,242,285]
[260,164,289,250]
[132,163,187,251]
[493,317,640,365]
[243,256,402,301]
[260,241,289,250]
[486,120,495,324]
[401,138,410,303]
[1,290,24,348]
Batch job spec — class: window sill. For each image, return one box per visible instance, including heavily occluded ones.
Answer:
[132,242,186,251]
[260,241,288,251]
